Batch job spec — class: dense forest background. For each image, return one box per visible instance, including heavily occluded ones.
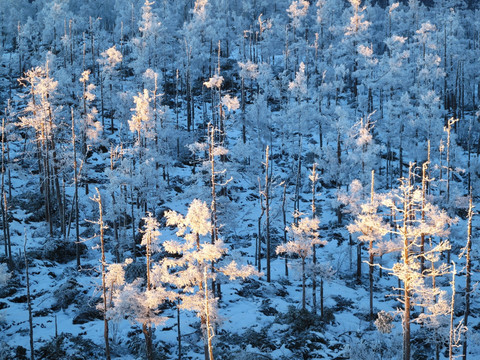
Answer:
[1,0,480,359]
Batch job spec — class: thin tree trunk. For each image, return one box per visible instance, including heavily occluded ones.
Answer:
[208,123,219,296]
[177,300,182,360]
[449,262,457,360]
[320,278,324,319]
[94,188,111,360]
[110,150,119,264]
[368,170,374,321]
[49,119,64,236]
[42,120,53,236]
[144,217,153,360]
[204,268,215,360]
[241,76,246,143]
[131,184,136,262]
[301,257,306,310]
[257,179,264,274]
[265,146,271,283]
[282,183,288,277]
[6,111,11,203]
[357,240,362,284]
[142,323,153,360]
[186,66,192,132]
[24,232,34,360]
[402,181,411,360]
[100,74,104,129]
[72,109,81,269]
[311,163,318,314]
[294,144,302,222]
[445,118,458,203]
[463,194,473,359]
[420,158,428,275]
[399,128,403,179]
[1,118,11,266]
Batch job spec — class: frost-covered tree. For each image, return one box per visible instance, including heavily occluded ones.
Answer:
[157,199,258,360]
[204,60,226,145]
[380,169,454,360]
[462,194,474,359]
[287,0,310,33]
[345,112,383,185]
[18,65,63,236]
[76,69,101,198]
[346,161,456,359]
[98,45,122,133]
[37,0,73,52]
[238,60,259,144]
[131,0,163,77]
[338,178,366,279]
[186,123,232,259]
[347,171,387,320]
[286,0,310,69]
[91,188,111,360]
[78,69,101,156]
[287,61,308,142]
[180,0,213,132]
[276,215,325,310]
[129,89,155,147]
[108,213,171,360]
[377,29,412,183]
[343,0,371,104]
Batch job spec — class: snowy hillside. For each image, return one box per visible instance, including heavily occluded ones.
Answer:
[1,1,480,360]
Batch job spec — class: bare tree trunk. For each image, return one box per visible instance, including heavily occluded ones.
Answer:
[176,69,180,157]
[209,124,218,246]
[144,218,153,360]
[282,183,288,277]
[402,181,411,360]
[204,268,215,360]
[89,17,95,76]
[257,185,264,274]
[1,190,7,260]
[241,76,246,143]
[72,109,81,269]
[356,239,362,284]
[110,152,120,265]
[445,118,458,203]
[5,109,11,203]
[208,123,219,296]
[142,323,153,360]
[420,158,428,275]
[49,116,64,236]
[93,188,111,360]
[311,163,318,314]
[349,234,353,271]
[449,262,457,360]
[100,74,104,129]
[1,118,11,266]
[177,300,182,360]
[399,127,403,179]
[131,183,136,262]
[320,278,324,319]
[42,119,53,236]
[463,194,473,359]
[294,144,302,223]
[301,257,306,310]
[265,146,271,283]
[24,233,34,360]
[186,66,192,132]
[368,170,374,321]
